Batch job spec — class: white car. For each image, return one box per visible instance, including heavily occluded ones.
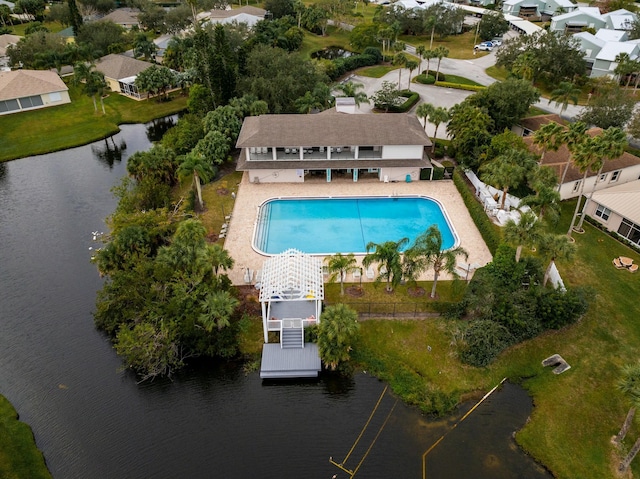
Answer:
[474,42,493,51]
[491,38,503,47]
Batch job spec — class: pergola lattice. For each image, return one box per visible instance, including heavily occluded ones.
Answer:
[259,248,324,303]
[259,249,325,343]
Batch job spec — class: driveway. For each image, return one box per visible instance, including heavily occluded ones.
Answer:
[350,33,584,140]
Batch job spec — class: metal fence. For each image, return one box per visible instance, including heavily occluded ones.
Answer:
[324,302,448,319]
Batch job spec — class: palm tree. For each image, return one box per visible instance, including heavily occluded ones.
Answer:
[558,121,588,191]
[576,127,627,231]
[177,153,216,211]
[428,106,450,151]
[362,238,409,293]
[434,46,449,82]
[538,233,576,287]
[616,363,640,472]
[334,81,369,106]
[416,103,434,132]
[520,186,561,223]
[72,62,107,114]
[549,82,581,113]
[294,91,322,114]
[410,225,468,299]
[503,211,542,262]
[532,121,564,164]
[199,290,239,332]
[423,49,437,77]
[481,149,535,210]
[615,52,635,87]
[415,45,426,73]
[207,243,234,275]
[325,253,358,296]
[393,52,407,88]
[512,52,537,83]
[567,136,603,238]
[317,303,360,371]
[405,59,419,90]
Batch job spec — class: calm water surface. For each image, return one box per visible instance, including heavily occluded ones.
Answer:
[0,120,550,478]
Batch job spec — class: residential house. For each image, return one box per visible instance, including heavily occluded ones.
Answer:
[94,54,154,99]
[100,8,141,30]
[603,8,637,31]
[524,128,640,200]
[201,6,266,28]
[549,7,605,33]
[235,112,433,183]
[0,34,20,70]
[502,0,576,20]
[512,113,566,136]
[0,70,70,115]
[589,41,639,78]
[584,179,640,247]
[573,31,605,76]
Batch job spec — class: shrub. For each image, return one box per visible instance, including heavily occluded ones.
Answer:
[452,170,501,254]
[432,167,445,180]
[387,90,419,113]
[416,74,436,85]
[329,52,380,80]
[422,71,446,81]
[459,319,513,367]
[362,46,383,62]
[537,287,590,329]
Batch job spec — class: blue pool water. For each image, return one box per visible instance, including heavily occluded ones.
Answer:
[254,196,457,255]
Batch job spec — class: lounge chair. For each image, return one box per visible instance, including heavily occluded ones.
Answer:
[353,268,361,280]
[613,258,624,269]
[630,264,638,273]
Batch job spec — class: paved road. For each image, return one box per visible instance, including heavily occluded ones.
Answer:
[350,35,584,139]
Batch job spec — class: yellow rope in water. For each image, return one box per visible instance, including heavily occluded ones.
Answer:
[342,385,388,465]
[422,378,507,479]
[351,399,399,477]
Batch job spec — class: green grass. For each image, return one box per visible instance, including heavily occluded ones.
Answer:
[485,65,508,81]
[400,31,488,60]
[0,395,52,479]
[299,26,352,59]
[437,74,482,86]
[0,83,187,162]
[8,21,66,35]
[357,64,395,78]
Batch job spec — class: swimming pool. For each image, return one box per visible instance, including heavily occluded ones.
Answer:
[253,196,458,255]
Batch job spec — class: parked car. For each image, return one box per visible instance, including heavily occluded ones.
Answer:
[491,38,503,47]
[474,42,493,51]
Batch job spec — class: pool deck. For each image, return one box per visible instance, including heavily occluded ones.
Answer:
[223,173,493,286]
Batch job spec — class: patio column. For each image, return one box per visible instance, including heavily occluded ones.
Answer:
[272,147,277,161]
[353,169,358,182]
[261,302,268,343]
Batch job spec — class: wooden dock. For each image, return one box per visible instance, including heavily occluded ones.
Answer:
[260,343,322,379]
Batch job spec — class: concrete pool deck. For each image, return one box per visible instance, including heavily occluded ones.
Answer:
[223,173,493,286]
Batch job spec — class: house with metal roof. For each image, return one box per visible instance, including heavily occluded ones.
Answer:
[591,41,639,77]
[94,54,154,99]
[502,0,576,20]
[524,128,640,200]
[584,179,640,248]
[235,112,433,183]
[0,70,70,115]
[550,7,606,33]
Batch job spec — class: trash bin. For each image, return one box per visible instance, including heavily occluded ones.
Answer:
[406,174,412,183]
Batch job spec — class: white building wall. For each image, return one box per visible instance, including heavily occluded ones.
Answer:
[42,90,71,106]
[584,199,624,232]
[381,145,423,160]
[559,164,640,199]
[248,169,303,183]
[379,167,420,182]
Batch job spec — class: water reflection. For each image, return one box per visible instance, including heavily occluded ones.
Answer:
[91,137,127,169]
[146,115,177,142]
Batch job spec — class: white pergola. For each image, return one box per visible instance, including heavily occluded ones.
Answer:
[259,249,325,342]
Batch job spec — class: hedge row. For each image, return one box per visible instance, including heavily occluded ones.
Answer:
[453,170,501,255]
[415,72,446,84]
[329,47,383,80]
[387,90,420,113]
[434,81,486,92]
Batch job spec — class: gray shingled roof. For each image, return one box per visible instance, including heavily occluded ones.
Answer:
[95,54,153,81]
[0,70,67,101]
[236,113,432,148]
[208,6,266,18]
[101,8,140,25]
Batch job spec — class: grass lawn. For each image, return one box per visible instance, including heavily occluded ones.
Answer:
[8,21,66,35]
[199,170,244,242]
[0,83,187,163]
[0,395,52,479]
[299,26,352,59]
[401,31,489,60]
